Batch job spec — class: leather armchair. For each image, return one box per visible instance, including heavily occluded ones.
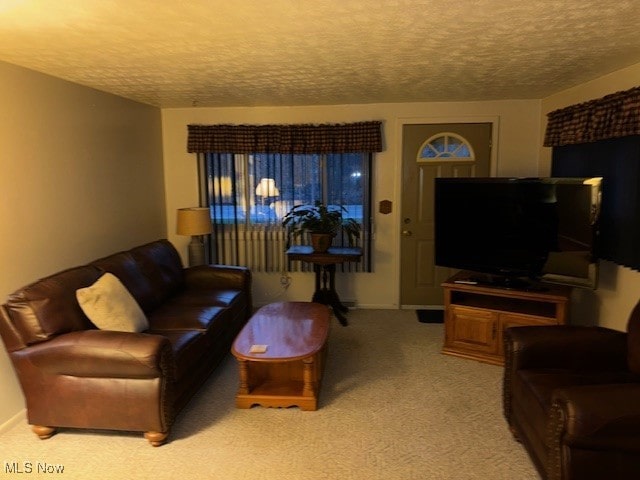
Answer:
[503,301,640,480]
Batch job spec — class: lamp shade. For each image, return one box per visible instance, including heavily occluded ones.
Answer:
[176,207,213,236]
[255,178,280,197]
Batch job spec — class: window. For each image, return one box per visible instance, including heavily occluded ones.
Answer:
[418,133,474,161]
[188,121,382,273]
[200,152,372,272]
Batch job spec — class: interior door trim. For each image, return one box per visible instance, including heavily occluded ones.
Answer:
[394,115,500,309]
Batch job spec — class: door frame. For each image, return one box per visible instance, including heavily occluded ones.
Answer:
[394,115,500,309]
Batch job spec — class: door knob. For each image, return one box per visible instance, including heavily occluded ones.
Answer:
[402,230,413,236]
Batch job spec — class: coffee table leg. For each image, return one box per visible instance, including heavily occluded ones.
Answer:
[237,360,250,395]
[302,357,315,397]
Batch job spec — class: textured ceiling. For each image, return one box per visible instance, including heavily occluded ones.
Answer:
[1,0,639,108]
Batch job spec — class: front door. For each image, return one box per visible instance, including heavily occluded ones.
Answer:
[400,123,492,307]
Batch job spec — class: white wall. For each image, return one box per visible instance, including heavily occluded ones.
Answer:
[540,62,640,331]
[0,61,166,428]
[162,100,541,309]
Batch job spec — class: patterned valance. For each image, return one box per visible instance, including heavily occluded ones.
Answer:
[544,86,640,147]
[187,121,383,154]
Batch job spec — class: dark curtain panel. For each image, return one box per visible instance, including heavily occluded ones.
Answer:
[552,135,640,271]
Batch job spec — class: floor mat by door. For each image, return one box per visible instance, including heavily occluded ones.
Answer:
[416,309,444,323]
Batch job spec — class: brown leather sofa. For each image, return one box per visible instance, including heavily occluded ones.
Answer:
[0,239,252,446]
[503,300,640,479]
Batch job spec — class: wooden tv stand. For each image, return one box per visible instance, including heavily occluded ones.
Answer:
[442,271,571,366]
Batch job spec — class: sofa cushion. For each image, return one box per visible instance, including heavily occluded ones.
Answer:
[168,289,248,325]
[174,288,244,307]
[91,251,157,313]
[129,240,184,308]
[147,304,226,332]
[5,266,103,345]
[76,273,149,333]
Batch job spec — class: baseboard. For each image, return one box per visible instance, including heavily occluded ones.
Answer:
[0,409,26,435]
[253,302,399,310]
[401,305,444,310]
[351,304,398,309]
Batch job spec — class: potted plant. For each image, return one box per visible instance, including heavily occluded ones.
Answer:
[282,201,361,252]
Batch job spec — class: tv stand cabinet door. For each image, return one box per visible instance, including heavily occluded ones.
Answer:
[444,306,500,363]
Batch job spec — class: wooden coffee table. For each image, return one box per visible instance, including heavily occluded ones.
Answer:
[231,302,330,411]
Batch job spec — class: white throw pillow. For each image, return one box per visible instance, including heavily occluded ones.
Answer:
[76,272,148,333]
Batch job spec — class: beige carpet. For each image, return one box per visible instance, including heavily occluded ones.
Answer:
[0,309,539,480]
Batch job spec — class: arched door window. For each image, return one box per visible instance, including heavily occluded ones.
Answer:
[417,132,475,162]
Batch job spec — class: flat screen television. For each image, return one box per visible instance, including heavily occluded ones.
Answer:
[434,177,602,289]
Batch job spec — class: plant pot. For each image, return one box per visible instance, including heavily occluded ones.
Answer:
[310,233,334,253]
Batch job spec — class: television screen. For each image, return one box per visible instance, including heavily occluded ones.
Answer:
[434,177,602,288]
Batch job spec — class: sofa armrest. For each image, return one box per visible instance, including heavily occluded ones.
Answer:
[505,325,628,371]
[503,325,629,428]
[15,330,174,379]
[184,264,251,292]
[549,384,640,452]
[0,304,25,352]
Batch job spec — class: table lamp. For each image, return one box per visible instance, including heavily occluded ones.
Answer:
[176,207,213,266]
[255,178,280,205]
